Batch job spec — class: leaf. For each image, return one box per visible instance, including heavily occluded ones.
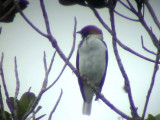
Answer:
[17,92,36,119]
[9,92,36,119]
[0,0,29,23]
[0,109,12,120]
[59,0,108,8]
[146,114,156,120]
[9,97,19,109]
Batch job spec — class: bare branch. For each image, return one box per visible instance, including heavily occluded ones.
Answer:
[109,8,139,118]
[117,38,159,63]
[14,57,20,99]
[35,114,46,120]
[118,0,132,12]
[0,53,14,118]
[145,0,160,30]
[43,51,47,72]
[114,10,139,22]
[13,0,48,38]
[39,0,51,35]
[126,0,138,15]
[98,94,131,120]
[14,56,20,119]
[48,89,63,120]
[90,7,112,34]
[141,36,156,55]
[142,50,160,120]
[139,12,159,49]
[41,51,56,90]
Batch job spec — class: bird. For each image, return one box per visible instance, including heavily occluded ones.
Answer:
[76,25,108,115]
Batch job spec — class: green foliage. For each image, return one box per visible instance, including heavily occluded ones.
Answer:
[0,109,12,120]
[59,0,108,8]
[9,92,36,120]
[0,0,29,23]
[145,114,160,120]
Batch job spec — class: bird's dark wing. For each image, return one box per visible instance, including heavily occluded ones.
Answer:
[99,40,108,93]
[76,41,86,101]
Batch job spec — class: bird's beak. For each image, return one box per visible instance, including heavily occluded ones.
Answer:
[76,30,81,34]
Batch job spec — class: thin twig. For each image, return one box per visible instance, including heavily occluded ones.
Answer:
[39,0,51,35]
[48,89,63,120]
[13,0,48,38]
[0,53,14,118]
[109,8,139,118]
[41,51,56,90]
[141,36,156,55]
[118,0,132,12]
[35,114,46,120]
[126,0,138,15]
[14,57,20,99]
[138,12,159,49]
[142,50,160,120]
[120,1,159,49]
[117,38,159,63]
[91,7,112,34]
[145,0,160,30]
[114,10,139,22]
[43,51,47,72]
[14,56,20,119]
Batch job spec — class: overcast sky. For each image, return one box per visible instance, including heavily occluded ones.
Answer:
[0,0,160,120]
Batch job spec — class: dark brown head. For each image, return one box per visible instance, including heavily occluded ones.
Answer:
[77,25,102,38]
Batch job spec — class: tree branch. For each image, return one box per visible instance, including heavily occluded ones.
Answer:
[138,12,159,49]
[14,56,20,119]
[109,7,139,118]
[41,51,56,90]
[13,0,48,37]
[142,50,160,120]
[141,36,156,55]
[145,0,160,30]
[48,89,63,120]
[0,53,14,118]
[39,0,52,35]
[114,10,139,22]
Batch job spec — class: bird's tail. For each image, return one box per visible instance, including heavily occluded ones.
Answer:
[82,101,92,115]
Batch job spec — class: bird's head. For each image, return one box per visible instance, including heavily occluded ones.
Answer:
[77,25,102,38]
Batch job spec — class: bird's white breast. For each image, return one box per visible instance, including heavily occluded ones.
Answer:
[79,34,107,84]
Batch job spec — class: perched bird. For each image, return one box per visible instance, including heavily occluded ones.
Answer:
[76,25,108,115]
